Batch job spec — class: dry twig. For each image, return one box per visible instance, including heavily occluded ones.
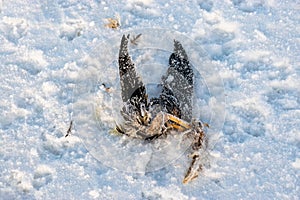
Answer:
[65,120,73,137]
[130,33,142,45]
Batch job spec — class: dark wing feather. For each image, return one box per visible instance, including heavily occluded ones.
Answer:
[118,34,148,110]
[161,40,194,122]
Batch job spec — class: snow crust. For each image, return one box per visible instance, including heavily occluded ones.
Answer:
[0,0,299,199]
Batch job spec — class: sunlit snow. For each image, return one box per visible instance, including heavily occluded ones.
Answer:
[0,0,299,199]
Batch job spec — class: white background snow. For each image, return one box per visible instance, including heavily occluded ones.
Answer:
[0,0,299,199]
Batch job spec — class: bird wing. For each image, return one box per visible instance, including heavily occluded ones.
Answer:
[118,34,148,110]
[161,40,194,122]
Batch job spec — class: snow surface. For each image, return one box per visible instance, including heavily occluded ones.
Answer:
[0,0,299,199]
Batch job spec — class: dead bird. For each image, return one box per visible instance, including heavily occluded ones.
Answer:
[115,34,207,183]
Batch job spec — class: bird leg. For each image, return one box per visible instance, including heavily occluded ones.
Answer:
[183,121,206,184]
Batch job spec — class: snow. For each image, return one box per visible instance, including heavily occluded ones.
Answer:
[0,0,299,199]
